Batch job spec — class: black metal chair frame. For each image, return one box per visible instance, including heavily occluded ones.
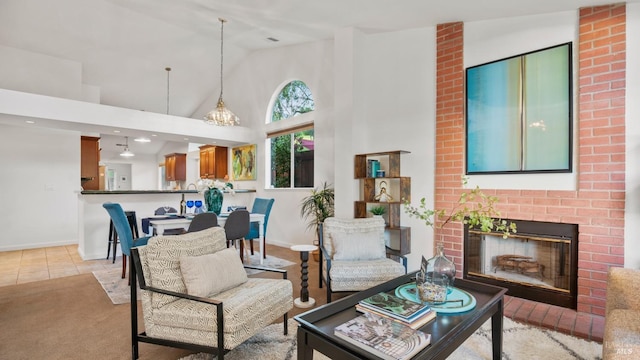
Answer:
[317,222,407,303]
[107,211,139,263]
[129,246,289,360]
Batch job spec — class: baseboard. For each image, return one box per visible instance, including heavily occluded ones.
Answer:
[0,240,77,252]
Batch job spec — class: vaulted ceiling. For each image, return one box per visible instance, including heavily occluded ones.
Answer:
[0,0,633,154]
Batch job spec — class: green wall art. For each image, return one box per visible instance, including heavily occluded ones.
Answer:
[232,144,257,181]
[465,42,573,174]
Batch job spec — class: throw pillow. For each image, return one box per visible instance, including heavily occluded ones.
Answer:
[180,248,248,297]
[331,231,386,261]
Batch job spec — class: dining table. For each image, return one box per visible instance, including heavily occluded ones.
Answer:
[148,213,266,265]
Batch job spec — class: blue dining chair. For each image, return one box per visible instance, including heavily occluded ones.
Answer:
[246,198,274,259]
[103,202,151,279]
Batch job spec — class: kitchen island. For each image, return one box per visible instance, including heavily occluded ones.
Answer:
[78,189,255,260]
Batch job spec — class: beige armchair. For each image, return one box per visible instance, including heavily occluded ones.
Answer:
[318,217,407,303]
[603,267,640,359]
[130,226,293,360]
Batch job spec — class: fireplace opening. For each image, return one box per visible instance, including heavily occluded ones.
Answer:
[463,219,578,309]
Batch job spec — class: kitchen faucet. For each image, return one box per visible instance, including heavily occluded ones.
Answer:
[186,183,197,190]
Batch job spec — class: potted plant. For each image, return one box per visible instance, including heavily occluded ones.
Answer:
[300,182,335,261]
[369,205,387,225]
[369,205,387,216]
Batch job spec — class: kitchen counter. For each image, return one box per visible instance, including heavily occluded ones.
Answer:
[77,189,256,260]
[80,189,255,195]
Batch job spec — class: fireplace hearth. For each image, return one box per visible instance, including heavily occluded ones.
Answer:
[463,219,578,309]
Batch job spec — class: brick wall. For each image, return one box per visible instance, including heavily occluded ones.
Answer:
[434,4,626,316]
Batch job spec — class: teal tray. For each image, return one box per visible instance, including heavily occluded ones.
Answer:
[395,283,477,314]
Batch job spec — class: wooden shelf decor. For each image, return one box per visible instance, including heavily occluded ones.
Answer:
[354,151,411,256]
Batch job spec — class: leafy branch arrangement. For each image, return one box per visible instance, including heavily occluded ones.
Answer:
[403,176,517,238]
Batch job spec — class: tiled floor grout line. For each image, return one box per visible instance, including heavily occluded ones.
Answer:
[0,245,120,287]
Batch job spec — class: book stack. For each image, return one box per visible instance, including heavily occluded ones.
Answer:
[368,159,380,178]
[356,292,435,329]
[334,312,431,360]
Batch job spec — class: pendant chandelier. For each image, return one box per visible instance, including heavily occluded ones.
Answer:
[119,136,134,157]
[204,18,239,126]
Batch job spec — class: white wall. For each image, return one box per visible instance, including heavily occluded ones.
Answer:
[464,11,579,191]
[101,153,159,190]
[0,45,85,101]
[0,124,80,250]
[205,40,337,247]
[625,3,640,268]
[348,27,437,270]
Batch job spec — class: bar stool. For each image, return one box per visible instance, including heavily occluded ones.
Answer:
[107,210,139,263]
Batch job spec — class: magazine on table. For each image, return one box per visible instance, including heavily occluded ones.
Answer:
[356,303,436,329]
[358,292,431,322]
[334,312,431,360]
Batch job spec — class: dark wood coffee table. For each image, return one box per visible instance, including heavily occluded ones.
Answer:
[294,272,507,360]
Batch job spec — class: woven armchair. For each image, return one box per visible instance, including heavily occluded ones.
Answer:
[603,267,640,359]
[318,217,406,303]
[129,226,293,360]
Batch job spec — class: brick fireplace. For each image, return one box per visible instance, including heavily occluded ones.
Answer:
[435,4,626,317]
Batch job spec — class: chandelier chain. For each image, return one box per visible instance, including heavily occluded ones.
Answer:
[203,17,239,126]
[165,67,171,115]
[219,18,224,100]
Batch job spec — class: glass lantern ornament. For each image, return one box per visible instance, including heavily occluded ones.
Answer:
[416,271,448,305]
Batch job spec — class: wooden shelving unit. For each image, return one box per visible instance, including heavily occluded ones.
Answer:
[354,150,411,256]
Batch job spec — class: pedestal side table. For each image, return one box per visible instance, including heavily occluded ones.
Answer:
[290,244,318,308]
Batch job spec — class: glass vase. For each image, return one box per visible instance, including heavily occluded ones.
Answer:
[429,242,456,288]
[416,242,456,305]
[204,188,223,215]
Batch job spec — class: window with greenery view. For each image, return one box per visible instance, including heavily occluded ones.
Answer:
[269,80,315,188]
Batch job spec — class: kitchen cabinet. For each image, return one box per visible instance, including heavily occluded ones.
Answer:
[199,145,228,179]
[80,136,100,190]
[165,153,186,181]
[354,150,411,256]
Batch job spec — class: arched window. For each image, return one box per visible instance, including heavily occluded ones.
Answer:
[268,80,315,188]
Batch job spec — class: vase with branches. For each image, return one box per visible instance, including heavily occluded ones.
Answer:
[403,176,516,238]
[403,176,516,294]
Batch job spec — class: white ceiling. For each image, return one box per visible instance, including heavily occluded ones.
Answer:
[0,0,634,155]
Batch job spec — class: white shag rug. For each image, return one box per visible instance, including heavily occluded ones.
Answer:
[178,317,602,360]
[93,252,295,305]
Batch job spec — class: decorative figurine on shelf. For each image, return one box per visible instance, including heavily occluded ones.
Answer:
[374,181,394,202]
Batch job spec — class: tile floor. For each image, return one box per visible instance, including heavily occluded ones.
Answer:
[0,245,119,287]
